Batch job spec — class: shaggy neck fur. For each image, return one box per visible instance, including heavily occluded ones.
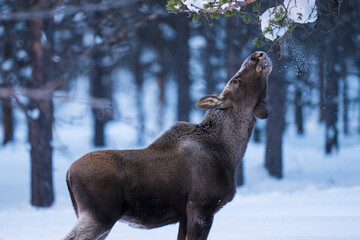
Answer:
[200,105,255,171]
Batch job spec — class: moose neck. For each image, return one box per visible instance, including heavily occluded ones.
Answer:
[200,106,255,171]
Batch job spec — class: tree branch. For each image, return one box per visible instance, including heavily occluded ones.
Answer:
[0,0,142,21]
[172,0,256,14]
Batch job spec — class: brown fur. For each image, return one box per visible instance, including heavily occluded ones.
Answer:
[64,51,272,240]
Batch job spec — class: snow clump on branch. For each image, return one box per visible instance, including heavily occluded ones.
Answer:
[260,0,317,40]
[181,0,244,12]
[180,0,317,41]
[284,0,317,24]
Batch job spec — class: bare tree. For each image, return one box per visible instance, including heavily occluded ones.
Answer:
[27,0,55,207]
[265,46,286,178]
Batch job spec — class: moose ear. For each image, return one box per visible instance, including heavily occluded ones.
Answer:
[196,95,232,110]
[253,99,268,119]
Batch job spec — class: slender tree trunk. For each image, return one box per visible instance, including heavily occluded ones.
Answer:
[253,126,261,143]
[295,85,304,135]
[318,45,325,123]
[174,16,191,122]
[91,50,105,147]
[2,99,14,145]
[340,56,349,135]
[265,47,286,179]
[134,45,145,146]
[154,21,166,131]
[1,22,14,145]
[203,19,225,94]
[226,17,244,186]
[28,14,54,207]
[91,49,112,146]
[324,38,339,154]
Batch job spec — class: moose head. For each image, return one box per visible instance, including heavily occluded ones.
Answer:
[196,51,272,119]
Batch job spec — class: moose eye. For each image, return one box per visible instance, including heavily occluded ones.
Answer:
[232,80,238,84]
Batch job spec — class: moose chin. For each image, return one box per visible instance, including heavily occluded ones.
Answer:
[64,51,272,240]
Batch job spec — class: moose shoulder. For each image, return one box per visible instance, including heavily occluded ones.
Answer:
[64,51,272,240]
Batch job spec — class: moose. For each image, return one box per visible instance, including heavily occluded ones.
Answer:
[64,51,272,240]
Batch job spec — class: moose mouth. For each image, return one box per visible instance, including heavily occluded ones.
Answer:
[255,54,272,73]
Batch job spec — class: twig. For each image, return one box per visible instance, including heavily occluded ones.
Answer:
[0,0,143,21]
[172,0,256,14]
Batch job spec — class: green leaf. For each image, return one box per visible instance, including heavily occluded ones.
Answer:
[243,15,251,24]
[287,23,294,33]
[210,12,221,19]
[253,37,265,48]
[224,10,236,17]
[252,2,259,12]
[192,13,201,22]
[297,13,303,21]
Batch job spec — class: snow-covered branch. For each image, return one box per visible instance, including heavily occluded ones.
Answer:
[174,0,256,14]
[168,0,318,41]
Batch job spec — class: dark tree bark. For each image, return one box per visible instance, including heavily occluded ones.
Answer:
[265,47,286,179]
[318,45,325,123]
[90,49,113,147]
[28,13,54,207]
[90,12,113,147]
[2,99,14,145]
[340,55,349,135]
[295,85,304,135]
[1,22,14,145]
[203,19,225,94]
[174,16,191,122]
[154,20,166,131]
[324,42,339,154]
[253,126,261,143]
[226,17,245,186]
[134,42,145,146]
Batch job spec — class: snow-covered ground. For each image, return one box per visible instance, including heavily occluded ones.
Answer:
[0,77,359,239]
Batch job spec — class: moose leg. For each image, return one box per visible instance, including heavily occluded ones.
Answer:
[186,205,214,240]
[64,212,115,240]
[177,218,188,240]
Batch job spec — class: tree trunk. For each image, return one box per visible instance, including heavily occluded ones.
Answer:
[203,19,225,94]
[340,56,349,135]
[226,17,244,186]
[1,22,14,145]
[324,41,339,154]
[253,126,261,143]
[154,21,166,131]
[134,43,145,146]
[174,16,191,122]
[295,86,304,135]
[318,45,325,123]
[28,15,54,207]
[265,47,286,179]
[91,49,112,147]
[2,99,14,145]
